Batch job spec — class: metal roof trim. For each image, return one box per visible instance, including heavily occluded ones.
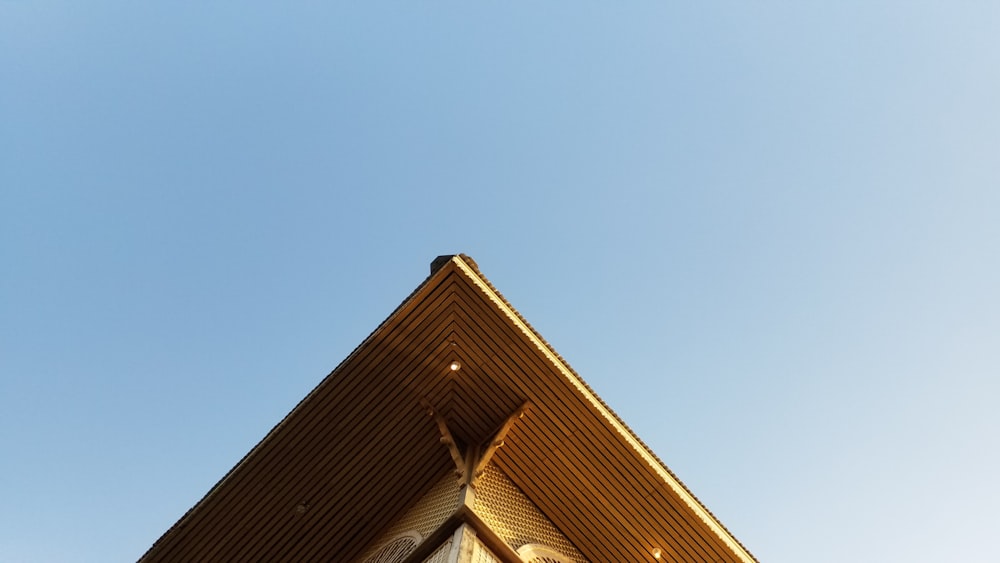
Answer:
[450,255,756,563]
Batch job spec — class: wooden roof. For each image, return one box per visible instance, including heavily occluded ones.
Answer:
[140,255,755,562]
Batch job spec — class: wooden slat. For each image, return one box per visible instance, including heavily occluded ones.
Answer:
[140,258,755,563]
[146,270,459,561]
[447,266,741,560]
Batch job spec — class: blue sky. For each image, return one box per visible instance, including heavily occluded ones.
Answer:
[2,3,998,562]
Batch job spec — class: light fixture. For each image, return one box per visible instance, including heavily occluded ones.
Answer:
[449,361,461,371]
[652,547,662,559]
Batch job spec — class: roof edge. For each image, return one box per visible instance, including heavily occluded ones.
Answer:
[449,255,757,563]
[139,259,457,561]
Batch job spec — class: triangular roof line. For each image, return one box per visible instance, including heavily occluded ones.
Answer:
[140,254,756,562]
[450,255,755,562]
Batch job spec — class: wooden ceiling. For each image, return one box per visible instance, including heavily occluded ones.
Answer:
[140,255,755,563]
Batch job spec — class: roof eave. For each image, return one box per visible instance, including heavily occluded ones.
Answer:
[450,255,757,563]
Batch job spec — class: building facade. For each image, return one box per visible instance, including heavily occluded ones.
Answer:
[141,255,755,562]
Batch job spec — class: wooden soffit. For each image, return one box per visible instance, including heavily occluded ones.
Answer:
[140,255,755,563]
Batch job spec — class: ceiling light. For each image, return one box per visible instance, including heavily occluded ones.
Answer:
[449,361,461,371]
[652,547,662,559]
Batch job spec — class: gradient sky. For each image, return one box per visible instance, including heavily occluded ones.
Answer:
[2,3,998,562]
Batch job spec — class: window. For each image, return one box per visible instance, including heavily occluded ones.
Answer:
[362,532,422,563]
[517,544,572,563]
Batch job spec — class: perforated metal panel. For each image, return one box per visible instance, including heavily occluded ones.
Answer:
[518,544,574,563]
[472,535,502,563]
[356,474,461,562]
[474,463,588,563]
[362,534,419,563]
[422,539,452,563]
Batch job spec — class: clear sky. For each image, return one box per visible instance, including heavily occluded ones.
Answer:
[2,3,998,562]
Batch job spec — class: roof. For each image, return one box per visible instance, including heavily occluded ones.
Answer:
[140,254,756,562]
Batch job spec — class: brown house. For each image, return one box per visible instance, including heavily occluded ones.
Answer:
[140,255,755,562]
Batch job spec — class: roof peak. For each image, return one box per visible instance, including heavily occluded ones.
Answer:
[430,254,479,275]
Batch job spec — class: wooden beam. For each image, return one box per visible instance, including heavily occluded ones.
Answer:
[422,399,531,487]
[471,402,531,483]
[398,512,463,563]
[460,505,524,563]
[421,399,467,481]
[399,504,522,563]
